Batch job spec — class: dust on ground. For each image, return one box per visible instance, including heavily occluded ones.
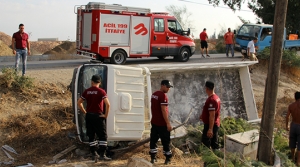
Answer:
[251,60,300,128]
[0,31,71,56]
[43,41,76,55]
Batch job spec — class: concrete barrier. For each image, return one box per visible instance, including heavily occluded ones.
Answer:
[0,54,82,62]
[0,55,49,62]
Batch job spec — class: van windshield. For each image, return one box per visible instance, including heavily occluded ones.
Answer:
[238,25,261,38]
[80,65,107,91]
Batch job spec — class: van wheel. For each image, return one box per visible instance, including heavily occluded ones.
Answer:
[177,47,190,62]
[157,56,166,60]
[111,50,127,65]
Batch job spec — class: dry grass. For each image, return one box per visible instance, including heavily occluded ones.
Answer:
[0,75,77,165]
[114,143,202,167]
[0,106,75,164]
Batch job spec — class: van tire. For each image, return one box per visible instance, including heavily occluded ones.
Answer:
[177,47,190,62]
[111,50,127,65]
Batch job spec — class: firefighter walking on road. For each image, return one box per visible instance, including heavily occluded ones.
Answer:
[149,80,173,165]
[77,74,111,161]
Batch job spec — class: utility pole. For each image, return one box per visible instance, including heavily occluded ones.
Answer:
[257,0,288,164]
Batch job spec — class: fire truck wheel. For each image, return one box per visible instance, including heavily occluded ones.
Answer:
[157,56,166,60]
[178,47,190,62]
[111,50,127,65]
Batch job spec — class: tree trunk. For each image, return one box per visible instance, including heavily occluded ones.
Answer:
[257,0,288,164]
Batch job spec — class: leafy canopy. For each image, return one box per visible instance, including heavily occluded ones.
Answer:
[209,0,300,33]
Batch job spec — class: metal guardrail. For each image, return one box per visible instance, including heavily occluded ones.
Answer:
[0,55,49,62]
[0,54,80,62]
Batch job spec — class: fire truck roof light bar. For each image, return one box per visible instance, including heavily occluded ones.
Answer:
[83,2,151,13]
[152,12,169,15]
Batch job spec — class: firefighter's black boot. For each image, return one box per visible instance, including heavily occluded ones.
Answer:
[164,154,172,165]
[91,151,99,162]
[150,154,157,164]
[149,151,157,164]
[97,146,112,161]
[89,144,99,162]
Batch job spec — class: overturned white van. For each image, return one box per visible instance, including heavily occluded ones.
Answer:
[71,61,259,144]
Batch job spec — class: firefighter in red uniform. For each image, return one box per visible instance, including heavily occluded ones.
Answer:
[199,81,221,151]
[149,80,173,165]
[77,75,111,161]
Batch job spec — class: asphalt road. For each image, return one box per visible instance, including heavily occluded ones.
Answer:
[0,53,246,70]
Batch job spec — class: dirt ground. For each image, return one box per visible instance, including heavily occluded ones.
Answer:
[0,60,299,166]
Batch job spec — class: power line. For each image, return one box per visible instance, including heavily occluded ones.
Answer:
[178,0,253,12]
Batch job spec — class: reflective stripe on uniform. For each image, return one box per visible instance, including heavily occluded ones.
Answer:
[89,141,98,146]
[98,141,107,146]
[150,148,158,153]
[163,150,172,155]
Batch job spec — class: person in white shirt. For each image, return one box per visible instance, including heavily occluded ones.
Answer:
[247,37,258,73]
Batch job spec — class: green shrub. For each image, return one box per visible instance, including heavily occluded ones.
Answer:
[176,117,292,166]
[258,48,300,68]
[219,117,259,148]
[0,67,34,90]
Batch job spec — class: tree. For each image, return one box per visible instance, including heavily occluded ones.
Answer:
[207,0,300,33]
[248,0,300,34]
[165,5,193,30]
[237,16,250,24]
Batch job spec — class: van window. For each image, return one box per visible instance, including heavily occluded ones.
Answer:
[260,28,272,41]
[168,20,183,34]
[154,18,164,32]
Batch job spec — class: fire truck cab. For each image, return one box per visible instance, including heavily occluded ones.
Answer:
[75,2,195,64]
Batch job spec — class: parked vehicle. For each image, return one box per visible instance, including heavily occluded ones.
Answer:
[235,23,300,56]
[74,2,195,64]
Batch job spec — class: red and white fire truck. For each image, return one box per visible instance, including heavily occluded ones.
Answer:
[74,2,195,64]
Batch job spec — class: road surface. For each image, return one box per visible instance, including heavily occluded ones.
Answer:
[0,53,246,70]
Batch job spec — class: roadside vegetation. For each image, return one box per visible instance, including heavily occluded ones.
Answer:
[172,118,295,167]
[0,68,74,165]
[0,67,34,91]
[259,48,300,68]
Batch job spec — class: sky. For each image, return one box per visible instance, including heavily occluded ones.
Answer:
[0,0,257,41]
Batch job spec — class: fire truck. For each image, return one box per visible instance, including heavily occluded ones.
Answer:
[74,2,195,64]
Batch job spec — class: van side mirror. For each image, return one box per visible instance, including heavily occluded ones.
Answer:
[234,30,236,34]
[187,28,191,36]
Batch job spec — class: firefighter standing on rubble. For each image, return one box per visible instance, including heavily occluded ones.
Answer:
[149,80,173,165]
[199,81,221,151]
[77,74,111,161]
